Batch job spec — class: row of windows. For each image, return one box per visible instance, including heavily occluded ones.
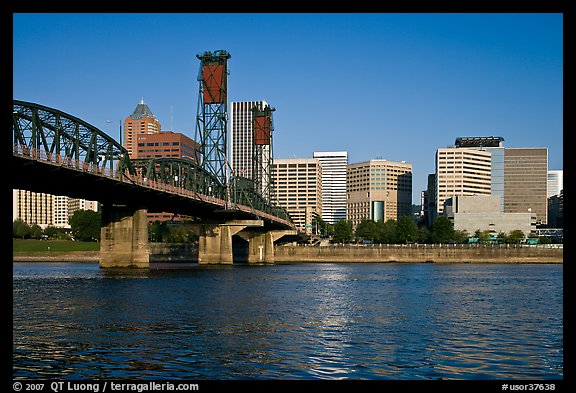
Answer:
[137,142,181,146]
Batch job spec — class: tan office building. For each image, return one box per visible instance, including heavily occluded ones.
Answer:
[434,138,548,225]
[124,99,162,158]
[346,159,412,228]
[272,158,322,234]
[503,148,548,225]
[435,148,492,216]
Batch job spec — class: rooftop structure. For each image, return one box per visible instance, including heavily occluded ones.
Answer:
[455,136,504,148]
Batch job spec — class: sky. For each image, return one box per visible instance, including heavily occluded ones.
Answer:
[12,13,563,203]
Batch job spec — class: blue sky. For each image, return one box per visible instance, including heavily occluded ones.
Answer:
[13,13,563,203]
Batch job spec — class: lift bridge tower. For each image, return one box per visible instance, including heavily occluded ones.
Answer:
[251,104,275,203]
[195,50,232,197]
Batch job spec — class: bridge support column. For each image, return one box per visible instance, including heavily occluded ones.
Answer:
[193,220,263,264]
[99,204,150,268]
[239,230,298,264]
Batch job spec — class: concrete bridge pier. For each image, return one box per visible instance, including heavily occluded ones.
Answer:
[239,230,298,264]
[99,204,150,268]
[193,220,264,264]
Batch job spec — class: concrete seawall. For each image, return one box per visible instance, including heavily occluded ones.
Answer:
[13,243,563,263]
[274,244,563,263]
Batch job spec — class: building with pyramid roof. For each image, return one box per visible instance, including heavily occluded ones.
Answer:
[123,98,161,158]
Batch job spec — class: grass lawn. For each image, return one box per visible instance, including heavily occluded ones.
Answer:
[13,239,100,253]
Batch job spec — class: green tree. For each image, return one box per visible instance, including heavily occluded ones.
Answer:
[312,215,329,237]
[30,224,43,239]
[453,229,469,244]
[497,231,508,244]
[332,220,353,243]
[508,229,525,244]
[325,223,335,237]
[13,219,31,239]
[418,224,431,244]
[355,219,378,242]
[431,216,454,244]
[166,226,198,243]
[69,210,101,241]
[474,229,491,243]
[149,220,170,242]
[376,219,397,244]
[43,225,60,239]
[538,236,551,244]
[395,215,418,243]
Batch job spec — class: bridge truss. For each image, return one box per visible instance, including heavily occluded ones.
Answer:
[13,100,132,178]
[12,99,293,227]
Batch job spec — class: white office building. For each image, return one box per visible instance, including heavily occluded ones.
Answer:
[272,158,322,234]
[313,151,348,224]
[13,189,98,229]
[547,170,563,198]
[229,101,269,179]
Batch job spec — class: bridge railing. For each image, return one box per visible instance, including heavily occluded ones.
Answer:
[14,143,293,227]
[14,144,119,178]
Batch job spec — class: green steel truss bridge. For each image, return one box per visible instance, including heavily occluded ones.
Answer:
[12,99,294,231]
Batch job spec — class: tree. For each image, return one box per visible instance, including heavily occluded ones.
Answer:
[355,219,378,242]
[30,224,43,239]
[395,215,418,243]
[431,216,454,244]
[508,229,525,244]
[418,224,431,244]
[474,229,491,243]
[149,220,170,242]
[43,225,59,239]
[497,231,508,244]
[332,220,353,243]
[69,210,101,241]
[538,236,551,244]
[13,219,31,239]
[377,219,397,244]
[312,215,329,237]
[453,229,469,244]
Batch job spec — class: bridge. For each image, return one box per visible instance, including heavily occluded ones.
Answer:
[12,51,297,268]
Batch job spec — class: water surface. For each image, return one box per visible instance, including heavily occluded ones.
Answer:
[13,262,563,379]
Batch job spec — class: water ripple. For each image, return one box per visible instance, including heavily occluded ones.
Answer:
[13,262,563,379]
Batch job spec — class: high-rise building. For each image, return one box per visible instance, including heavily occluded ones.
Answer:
[503,148,548,225]
[13,190,98,229]
[134,131,199,161]
[272,158,322,234]
[434,137,549,225]
[230,101,269,179]
[548,170,563,198]
[13,190,54,229]
[548,190,563,228]
[313,151,348,224]
[124,99,161,158]
[347,159,412,228]
[435,147,492,216]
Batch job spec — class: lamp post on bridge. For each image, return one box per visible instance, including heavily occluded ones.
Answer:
[106,119,124,181]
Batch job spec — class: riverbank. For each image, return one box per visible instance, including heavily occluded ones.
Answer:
[274,244,563,264]
[13,251,100,262]
[13,243,563,263]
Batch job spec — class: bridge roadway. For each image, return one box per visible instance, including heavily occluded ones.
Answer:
[13,100,296,268]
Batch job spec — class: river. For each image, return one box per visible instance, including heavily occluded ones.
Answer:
[12,262,563,380]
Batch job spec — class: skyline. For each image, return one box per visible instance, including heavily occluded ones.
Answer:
[13,13,563,203]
